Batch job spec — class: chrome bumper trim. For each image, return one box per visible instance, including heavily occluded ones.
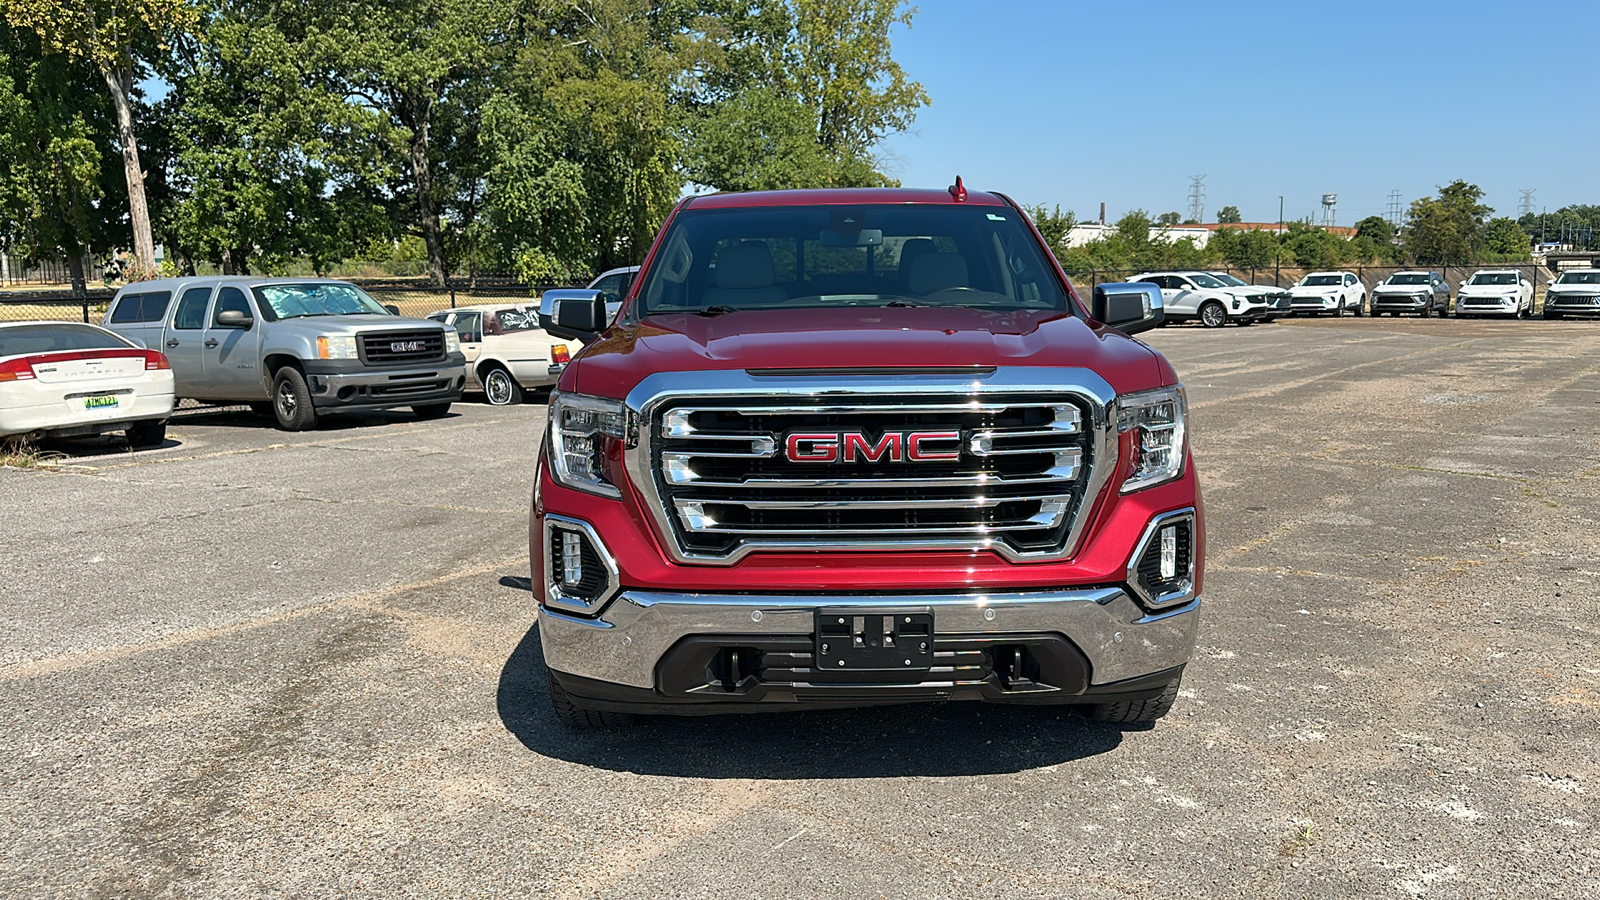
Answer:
[537,588,1200,690]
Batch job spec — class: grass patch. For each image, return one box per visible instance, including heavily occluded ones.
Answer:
[1278,819,1318,857]
[0,438,66,469]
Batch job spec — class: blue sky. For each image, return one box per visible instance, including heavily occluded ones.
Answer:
[877,0,1599,226]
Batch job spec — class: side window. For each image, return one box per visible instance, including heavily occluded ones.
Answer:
[454,312,483,342]
[108,291,174,324]
[212,287,252,326]
[1345,274,1356,286]
[592,275,623,306]
[1174,277,1194,290]
[107,293,145,324]
[172,287,213,330]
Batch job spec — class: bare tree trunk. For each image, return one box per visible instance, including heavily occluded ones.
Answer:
[404,92,447,288]
[102,64,156,273]
[66,253,87,298]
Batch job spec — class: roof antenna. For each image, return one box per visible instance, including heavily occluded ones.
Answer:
[948,176,967,202]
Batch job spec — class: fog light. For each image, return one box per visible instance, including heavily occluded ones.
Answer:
[561,531,584,587]
[1160,526,1177,579]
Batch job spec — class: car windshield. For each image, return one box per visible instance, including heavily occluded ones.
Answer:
[496,308,541,332]
[1555,271,1600,285]
[1387,273,1431,285]
[1188,273,1227,288]
[252,283,389,319]
[1469,273,1517,285]
[1300,275,1342,286]
[0,324,132,356]
[636,203,1070,314]
[1210,273,1247,286]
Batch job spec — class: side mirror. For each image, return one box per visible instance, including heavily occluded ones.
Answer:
[1093,282,1164,335]
[216,310,254,329]
[383,304,401,316]
[540,288,607,342]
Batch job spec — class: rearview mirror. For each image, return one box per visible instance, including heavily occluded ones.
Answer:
[1093,282,1164,335]
[216,310,253,329]
[818,228,884,248]
[541,289,607,342]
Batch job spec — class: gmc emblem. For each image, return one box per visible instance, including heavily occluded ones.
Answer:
[785,431,960,464]
[390,340,424,352]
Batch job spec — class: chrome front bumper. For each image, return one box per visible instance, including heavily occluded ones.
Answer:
[538,588,1200,691]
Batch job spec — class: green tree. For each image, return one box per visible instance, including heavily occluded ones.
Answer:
[1280,222,1348,269]
[1216,205,1241,224]
[1156,211,1181,226]
[1025,204,1076,257]
[1210,227,1278,269]
[1483,217,1530,258]
[3,0,195,274]
[1403,180,1491,265]
[0,23,120,291]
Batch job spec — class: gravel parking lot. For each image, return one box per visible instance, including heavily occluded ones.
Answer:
[2,316,1597,898]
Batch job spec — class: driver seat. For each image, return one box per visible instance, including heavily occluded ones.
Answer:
[704,241,789,307]
[906,252,970,296]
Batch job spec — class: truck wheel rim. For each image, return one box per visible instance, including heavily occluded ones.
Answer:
[277,383,297,417]
[486,370,512,405]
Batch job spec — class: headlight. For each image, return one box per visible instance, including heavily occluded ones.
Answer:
[444,330,461,354]
[316,335,358,359]
[548,390,629,498]
[1117,385,1187,493]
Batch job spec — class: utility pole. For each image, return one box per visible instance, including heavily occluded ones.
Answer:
[1276,196,1283,287]
[1519,189,1536,218]
[1187,175,1206,224]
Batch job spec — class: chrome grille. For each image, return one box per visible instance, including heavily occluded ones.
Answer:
[359,330,445,364]
[650,396,1097,561]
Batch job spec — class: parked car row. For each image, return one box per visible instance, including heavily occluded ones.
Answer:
[1126,268,1600,324]
[2,275,589,449]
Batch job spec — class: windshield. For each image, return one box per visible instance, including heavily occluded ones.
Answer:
[496,307,541,331]
[1210,273,1246,286]
[1468,273,1516,285]
[1300,275,1342,286]
[1386,273,1431,285]
[1555,271,1600,285]
[0,324,132,356]
[252,283,389,319]
[636,204,1070,314]
[1188,273,1227,289]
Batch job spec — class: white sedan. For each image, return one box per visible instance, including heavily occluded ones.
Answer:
[1,321,175,447]
[1288,271,1366,317]
[428,304,582,406]
[1456,270,1535,318]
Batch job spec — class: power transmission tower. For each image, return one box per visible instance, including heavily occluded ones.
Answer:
[1386,190,1403,228]
[1187,175,1206,224]
[1519,189,1536,218]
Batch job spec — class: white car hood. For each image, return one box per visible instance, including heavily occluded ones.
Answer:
[1458,286,1518,297]
[1289,286,1342,296]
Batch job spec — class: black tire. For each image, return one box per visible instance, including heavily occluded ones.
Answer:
[1085,678,1181,724]
[271,365,317,431]
[412,402,452,420]
[1198,301,1227,328]
[125,421,166,449]
[1333,301,1345,318]
[1355,295,1366,317]
[548,671,632,729]
[1421,303,1432,318]
[481,365,523,406]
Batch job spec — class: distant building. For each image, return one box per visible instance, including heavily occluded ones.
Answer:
[1064,221,1355,249]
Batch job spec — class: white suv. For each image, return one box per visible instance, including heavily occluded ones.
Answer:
[1126,270,1269,327]
[1288,271,1365,317]
[1456,270,1534,318]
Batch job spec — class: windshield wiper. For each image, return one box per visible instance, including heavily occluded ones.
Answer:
[277,312,333,319]
[692,305,740,317]
[882,299,936,308]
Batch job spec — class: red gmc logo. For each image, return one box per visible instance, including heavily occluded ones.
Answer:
[785,431,960,464]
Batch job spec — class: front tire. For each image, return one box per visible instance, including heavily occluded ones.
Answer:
[548,671,632,729]
[1199,301,1227,328]
[271,366,318,431]
[1085,678,1181,725]
[1355,294,1366,317]
[125,422,166,449]
[482,365,523,406]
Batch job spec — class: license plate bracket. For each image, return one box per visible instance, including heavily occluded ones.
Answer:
[815,607,933,671]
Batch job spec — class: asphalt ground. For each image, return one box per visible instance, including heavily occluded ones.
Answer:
[2,315,1597,899]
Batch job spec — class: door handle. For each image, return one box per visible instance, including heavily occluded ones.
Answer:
[165,339,179,348]
[204,339,219,348]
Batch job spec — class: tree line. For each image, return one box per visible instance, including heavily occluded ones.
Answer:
[1031,181,1596,275]
[0,0,926,287]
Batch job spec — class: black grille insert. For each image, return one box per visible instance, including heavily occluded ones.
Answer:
[360,330,445,364]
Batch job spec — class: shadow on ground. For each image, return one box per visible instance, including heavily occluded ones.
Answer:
[497,623,1125,779]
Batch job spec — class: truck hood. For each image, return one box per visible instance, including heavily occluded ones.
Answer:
[569,306,1167,399]
[268,314,444,337]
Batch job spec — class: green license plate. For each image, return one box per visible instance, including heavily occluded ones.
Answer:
[83,395,119,409]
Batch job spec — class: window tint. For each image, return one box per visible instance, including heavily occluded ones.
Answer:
[212,287,252,326]
[452,312,483,342]
[172,287,212,330]
[107,291,173,324]
[0,324,132,355]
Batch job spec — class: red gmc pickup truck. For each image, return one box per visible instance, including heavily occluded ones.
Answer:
[532,183,1202,727]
